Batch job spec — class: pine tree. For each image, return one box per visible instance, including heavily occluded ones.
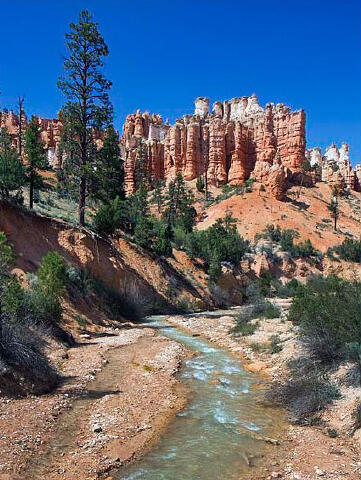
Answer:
[91,125,124,203]
[24,116,47,209]
[58,10,113,226]
[328,190,339,231]
[151,179,165,215]
[0,127,25,200]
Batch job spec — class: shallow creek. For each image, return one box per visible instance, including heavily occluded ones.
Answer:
[116,315,285,480]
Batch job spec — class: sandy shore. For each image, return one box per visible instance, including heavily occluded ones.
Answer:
[166,306,361,480]
[0,326,187,480]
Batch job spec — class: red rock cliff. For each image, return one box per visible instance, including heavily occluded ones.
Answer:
[121,95,306,199]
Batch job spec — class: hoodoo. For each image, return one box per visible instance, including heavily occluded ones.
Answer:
[120,95,306,200]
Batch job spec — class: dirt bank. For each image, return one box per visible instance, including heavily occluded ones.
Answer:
[0,326,187,480]
[166,305,361,480]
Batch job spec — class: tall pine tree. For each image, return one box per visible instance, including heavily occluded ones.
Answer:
[58,10,113,226]
[0,127,25,200]
[91,125,124,203]
[24,116,47,209]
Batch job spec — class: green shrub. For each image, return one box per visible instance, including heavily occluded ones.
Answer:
[93,196,122,235]
[269,334,283,354]
[329,238,361,263]
[268,369,340,422]
[263,301,281,319]
[289,275,361,364]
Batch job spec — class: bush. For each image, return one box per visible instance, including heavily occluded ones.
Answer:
[37,251,67,296]
[183,213,249,277]
[289,275,361,364]
[263,301,281,319]
[255,224,319,258]
[93,196,122,235]
[268,370,340,422]
[329,238,361,263]
[0,319,61,396]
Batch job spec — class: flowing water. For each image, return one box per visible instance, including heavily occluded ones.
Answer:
[117,315,284,480]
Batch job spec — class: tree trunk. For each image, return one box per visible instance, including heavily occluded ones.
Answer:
[29,174,34,209]
[334,215,337,231]
[79,176,86,226]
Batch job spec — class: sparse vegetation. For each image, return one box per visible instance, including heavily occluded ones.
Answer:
[0,234,65,395]
[328,238,361,263]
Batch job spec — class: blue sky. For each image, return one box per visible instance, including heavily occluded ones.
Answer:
[1,0,360,162]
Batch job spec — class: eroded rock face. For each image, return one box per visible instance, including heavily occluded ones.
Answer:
[121,95,307,199]
[306,142,358,191]
[0,110,104,169]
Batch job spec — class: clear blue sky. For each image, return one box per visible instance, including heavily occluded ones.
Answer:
[1,0,360,162]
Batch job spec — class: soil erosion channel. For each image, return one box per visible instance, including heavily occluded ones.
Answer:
[115,314,285,480]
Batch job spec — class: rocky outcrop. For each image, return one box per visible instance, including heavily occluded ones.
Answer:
[306,142,359,192]
[0,110,104,169]
[121,95,307,199]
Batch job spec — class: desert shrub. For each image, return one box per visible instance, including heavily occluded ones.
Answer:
[268,370,340,422]
[0,319,61,396]
[272,278,300,298]
[263,301,281,319]
[269,334,283,354]
[255,224,319,258]
[289,275,361,364]
[353,402,361,431]
[329,238,361,263]
[231,309,259,336]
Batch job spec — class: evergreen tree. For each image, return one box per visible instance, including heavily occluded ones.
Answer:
[0,127,25,200]
[58,10,113,226]
[164,173,196,232]
[91,125,124,203]
[24,116,47,209]
[196,175,205,192]
[151,179,165,215]
[134,139,149,190]
[328,190,339,231]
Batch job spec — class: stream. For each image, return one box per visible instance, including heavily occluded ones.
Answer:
[116,315,284,480]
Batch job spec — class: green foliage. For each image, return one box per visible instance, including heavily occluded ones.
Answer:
[151,179,165,214]
[289,275,361,363]
[263,301,281,319]
[0,127,25,201]
[24,117,48,209]
[185,213,249,274]
[93,196,122,235]
[90,125,124,204]
[163,173,196,233]
[37,252,67,297]
[208,256,222,283]
[269,334,283,354]
[196,175,205,192]
[231,308,259,336]
[329,238,361,263]
[256,224,319,258]
[268,366,340,421]
[133,216,154,249]
[58,10,113,226]
[153,222,173,257]
[0,238,71,395]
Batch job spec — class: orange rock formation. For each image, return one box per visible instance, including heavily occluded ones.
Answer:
[121,95,307,199]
